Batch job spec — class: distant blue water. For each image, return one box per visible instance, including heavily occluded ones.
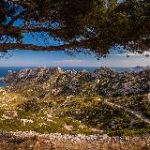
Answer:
[0,80,5,87]
[0,67,25,77]
[0,66,145,87]
[0,67,30,87]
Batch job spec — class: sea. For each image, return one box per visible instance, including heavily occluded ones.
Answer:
[0,66,146,87]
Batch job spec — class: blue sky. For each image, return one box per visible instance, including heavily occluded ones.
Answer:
[0,49,149,67]
[0,32,149,67]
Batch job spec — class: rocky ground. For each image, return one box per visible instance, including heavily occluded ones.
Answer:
[0,67,149,149]
[0,132,150,150]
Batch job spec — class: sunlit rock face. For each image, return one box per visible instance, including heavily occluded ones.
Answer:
[5,67,64,85]
[5,66,150,96]
[95,67,150,96]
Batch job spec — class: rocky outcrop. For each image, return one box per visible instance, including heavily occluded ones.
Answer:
[5,67,150,96]
[95,67,150,96]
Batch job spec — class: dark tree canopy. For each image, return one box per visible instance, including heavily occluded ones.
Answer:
[0,0,150,56]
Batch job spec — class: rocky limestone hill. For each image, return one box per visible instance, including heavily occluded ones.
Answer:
[5,66,150,96]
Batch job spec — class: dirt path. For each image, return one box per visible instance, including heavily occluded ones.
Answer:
[104,99,150,124]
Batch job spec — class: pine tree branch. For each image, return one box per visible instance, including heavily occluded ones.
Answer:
[0,42,88,51]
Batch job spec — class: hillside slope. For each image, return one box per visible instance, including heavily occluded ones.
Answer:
[0,67,149,137]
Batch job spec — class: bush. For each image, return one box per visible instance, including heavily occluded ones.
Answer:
[20,98,40,112]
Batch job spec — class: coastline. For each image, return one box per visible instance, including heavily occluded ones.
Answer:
[0,77,4,81]
[0,77,5,87]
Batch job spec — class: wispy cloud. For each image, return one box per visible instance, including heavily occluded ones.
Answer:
[54,59,87,66]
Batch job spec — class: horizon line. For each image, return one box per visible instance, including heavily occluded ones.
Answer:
[0,65,149,68]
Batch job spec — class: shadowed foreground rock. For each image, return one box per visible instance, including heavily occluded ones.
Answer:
[0,132,150,150]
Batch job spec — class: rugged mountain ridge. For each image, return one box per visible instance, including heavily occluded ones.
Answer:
[5,67,150,96]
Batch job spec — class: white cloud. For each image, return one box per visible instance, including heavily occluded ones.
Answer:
[54,59,87,65]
